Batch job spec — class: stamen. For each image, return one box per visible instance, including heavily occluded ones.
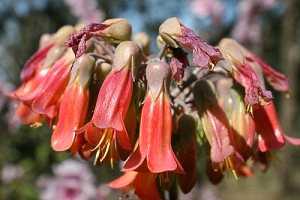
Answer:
[94,148,101,166]
[30,122,43,128]
[226,157,238,180]
[209,61,215,71]
[246,105,254,117]
[92,131,107,151]
[100,142,110,162]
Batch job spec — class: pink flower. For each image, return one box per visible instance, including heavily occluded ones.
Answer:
[37,159,97,200]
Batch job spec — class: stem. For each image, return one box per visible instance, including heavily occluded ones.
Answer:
[91,37,115,58]
[157,42,168,59]
[88,52,113,64]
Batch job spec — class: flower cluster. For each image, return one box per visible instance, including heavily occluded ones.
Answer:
[8,17,300,199]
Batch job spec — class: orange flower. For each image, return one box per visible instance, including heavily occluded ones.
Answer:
[107,171,162,200]
[16,49,74,119]
[51,54,95,151]
[123,61,184,174]
[193,80,243,175]
[76,41,142,151]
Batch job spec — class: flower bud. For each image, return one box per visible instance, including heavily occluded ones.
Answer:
[159,17,183,48]
[146,61,171,101]
[101,18,132,43]
[53,25,76,46]
[95,62,112,83]
[132,32,150,56]
[177,114,198,194]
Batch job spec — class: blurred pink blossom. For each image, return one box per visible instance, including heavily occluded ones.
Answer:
[1,164,24,184]
[63,0,105,24]
[0,80,22,133]
[189,0,225,24]
[37,159,97,200]
[96,184,112,200]
[232,0,278,45]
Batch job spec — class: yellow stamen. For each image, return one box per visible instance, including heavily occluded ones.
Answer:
[209,61,215,71]
[94,148,101,165]
[226,157,238,180]
[30,122,43,128]
[92,131,107,151]
[246,105,253,117]
[100,142,110,162]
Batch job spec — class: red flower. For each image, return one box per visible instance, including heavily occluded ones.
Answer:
[193,80,243,174]
[237,39,289,94]
[16,49,75,118]
[230,85,256,160]
[51,54,95,151]
[76,41,142,150]
[219,38,273,112]
[253,101,300,152]
[176,114,198,194]
[21,25,75,82]
[107,171,162,200]
[123,61,184,174]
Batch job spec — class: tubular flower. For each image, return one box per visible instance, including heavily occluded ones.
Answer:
[15,49,75,119]
[65,18,132,58]
[8,17,300,199]
[176,114,198,194]
[228,38,289,94]
[250,62,300,152]
[77,41,142,151]
[193,80,243,175]
[51,54,95,151]
[230,85,256,160]
[107,171,162,200]
[21,25,76,82]
[123,61,184,174]
[159,17,224,70]
[218,38,273,112]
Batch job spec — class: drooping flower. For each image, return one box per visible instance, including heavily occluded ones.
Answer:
[15,49,75,119]
[230,84,256,160]
[123,61,184,174]
[76,41,142,151]
[176,114,198,194]
[7,27,77,126]
[218,38,273,113]
[237,39,290,94]
[193,80,243,175]
[21,25,76,82]
[51,54,95,151]
[65,18,132,58]
[107,171,162,200]
[250,61,300,151]
[159,17,224,70]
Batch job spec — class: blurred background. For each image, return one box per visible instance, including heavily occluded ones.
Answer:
[0,0,299,199]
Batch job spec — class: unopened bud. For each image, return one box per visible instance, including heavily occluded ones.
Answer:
[101,18,132,43]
